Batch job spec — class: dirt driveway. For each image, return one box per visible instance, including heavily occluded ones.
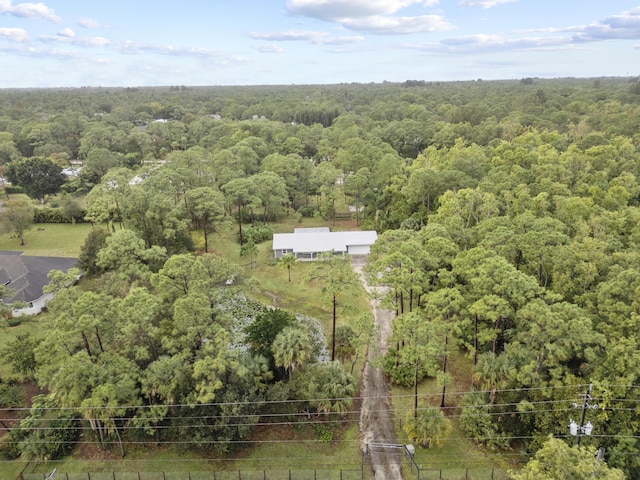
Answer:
[351,257,404,480]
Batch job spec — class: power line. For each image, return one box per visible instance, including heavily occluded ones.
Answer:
[0,382,605,413]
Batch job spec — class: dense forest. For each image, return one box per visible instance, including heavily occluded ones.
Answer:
[2,77,640,477]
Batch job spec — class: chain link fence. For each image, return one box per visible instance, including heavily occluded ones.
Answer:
[21,469,364,480]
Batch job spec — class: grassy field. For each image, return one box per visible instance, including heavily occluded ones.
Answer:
[207,219,371,330]
[0,223,92,257]
[23,423,364,478]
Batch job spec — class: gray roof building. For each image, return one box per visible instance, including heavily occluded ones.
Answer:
[0,251,77,315]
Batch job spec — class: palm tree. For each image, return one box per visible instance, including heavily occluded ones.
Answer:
[308,361,356,415]
[403,407,452,449]
[241,353,274,392]
[473,351,510,405]
[272,326,311,378]
[334,325,356,364]
[279,253,297,282]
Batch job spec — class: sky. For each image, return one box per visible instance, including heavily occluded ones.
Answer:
[0,0,639,88]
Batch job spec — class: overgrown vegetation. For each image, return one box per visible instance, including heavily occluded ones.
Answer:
[2,77,640,476]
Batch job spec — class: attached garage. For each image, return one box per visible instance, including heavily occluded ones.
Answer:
[347,244,372,255]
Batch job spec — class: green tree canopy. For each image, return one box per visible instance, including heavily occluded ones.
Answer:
[5,156,66,202]
[511,436,624,480]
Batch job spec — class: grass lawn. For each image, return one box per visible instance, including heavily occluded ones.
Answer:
[25,423,364,478]
[0,223,92,257]
[207,219,371,331]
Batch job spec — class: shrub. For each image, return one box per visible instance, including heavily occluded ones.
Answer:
[403,408,452,449]
[313,423,334,443]
[33,206,88,224]
[6,316,21,327]
[0,430,26,459]
[298,205,317,218]
[0,379,26,408]
[239,223,273,244]
[20,414,78,461]
[459,391,509,450]
[4,185,23,195]
[382,349,431,387]
[13,394,78,461]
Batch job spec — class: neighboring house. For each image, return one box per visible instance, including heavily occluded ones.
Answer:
[0,251,78,316]
[272,228,378,260]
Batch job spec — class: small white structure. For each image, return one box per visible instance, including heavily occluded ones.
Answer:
[273,228,377,260]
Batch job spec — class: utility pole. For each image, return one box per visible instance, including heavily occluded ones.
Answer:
[569,383,598,445]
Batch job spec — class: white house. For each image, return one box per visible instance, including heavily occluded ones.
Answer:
[272,228,377,260]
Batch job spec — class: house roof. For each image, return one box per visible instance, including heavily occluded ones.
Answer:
[293,227,330,234]
[0,251,77,303]
[272,230,377,254]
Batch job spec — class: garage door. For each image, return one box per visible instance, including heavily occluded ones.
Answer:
[348,244,371,255]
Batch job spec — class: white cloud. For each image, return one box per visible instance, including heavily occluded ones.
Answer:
[250,29,324,42]
[75,36,110,47]
[573,8,640,41]
[58,27,75,38]
[38,33,110,47]
[0,27,29,42]
[0,43,34,54]
[249,29,364,45]
[458,0,517,8]
[285,0,447,35]
[442,33,568,51]
[116,40,248,65]
[399,5,640,56]
[286,0,439,20]
[341,14,452,34]
[77,17,101,29]
[398,32,581,56]
[318,35,364,45]
[518,7,640,42]
[0,0,60,22]
[47,48,81,58]
[254,44,284,53]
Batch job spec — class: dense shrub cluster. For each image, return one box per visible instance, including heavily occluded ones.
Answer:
[239,223,273,244]
[33,207,88,224]
[4,185,23,194]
